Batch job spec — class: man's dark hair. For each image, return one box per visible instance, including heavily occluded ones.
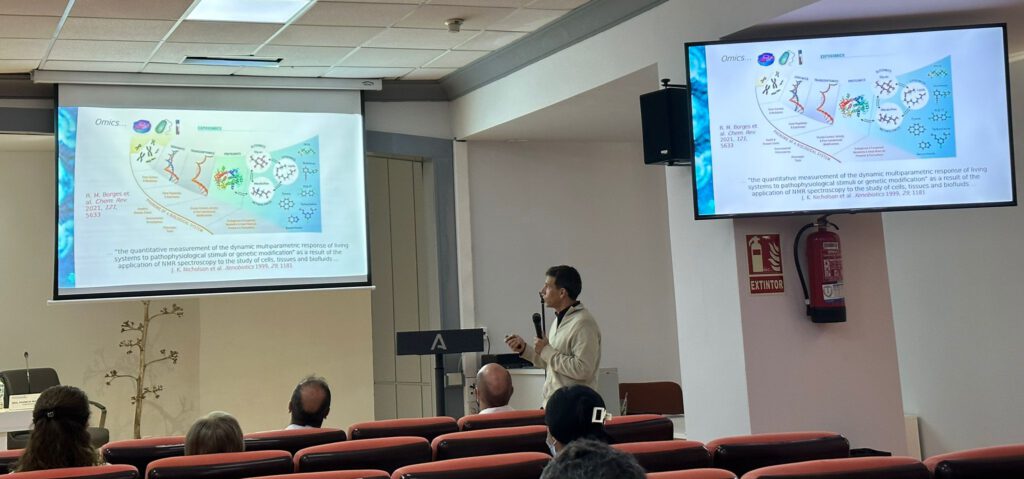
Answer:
[290,376,331,427]
[540,439,645,479]
[546,265,582,300]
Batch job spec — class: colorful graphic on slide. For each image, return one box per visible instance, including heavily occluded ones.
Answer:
[754,55,956,162]
[128,126,322,234]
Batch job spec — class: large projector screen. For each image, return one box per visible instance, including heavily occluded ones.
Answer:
[54,84,368,300]
[686,24,1016,219]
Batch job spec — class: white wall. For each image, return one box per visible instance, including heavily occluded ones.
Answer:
[466,141,680,386]
[735,215,906,454]
[882,60,1024,456]
[364,101,452,140]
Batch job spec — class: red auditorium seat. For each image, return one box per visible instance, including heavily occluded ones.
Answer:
[253,471,389,479]
[704,431,849,476]
[646,469,736,479]
[100,436,185,473]
[243,428,347,454]
[146,450,292,479]
[294,436,430,474]
[391,452,549,479]
[432,425,548,460]
[348,417,457,442]
[604,415,674,444]
[1,449,23,475]
[742,456,929,479]
[6,465,138,479]
[613,440,710,472]
[457,410,546,431]
[924,443,1024,478]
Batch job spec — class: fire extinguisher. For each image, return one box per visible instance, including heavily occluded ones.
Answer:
[794,216,846,323]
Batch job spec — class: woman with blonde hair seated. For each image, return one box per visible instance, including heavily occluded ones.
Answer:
[184,411,244,455]
[11,385,102,472]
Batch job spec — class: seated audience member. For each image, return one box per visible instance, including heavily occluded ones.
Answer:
[11,385,102,472]
[476,363,514,414]
[544,385,610,455]
[540,439,645,479]
[185,411,244,455]
[287,375,332,429]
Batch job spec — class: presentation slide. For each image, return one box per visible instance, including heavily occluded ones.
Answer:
[56,106,367,298]
[688,26,1014,217]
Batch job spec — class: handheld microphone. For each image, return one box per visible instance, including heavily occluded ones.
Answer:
[532,313,544,338]
[23,352,31,394]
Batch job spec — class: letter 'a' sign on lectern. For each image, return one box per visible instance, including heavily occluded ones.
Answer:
[396,329,484,416]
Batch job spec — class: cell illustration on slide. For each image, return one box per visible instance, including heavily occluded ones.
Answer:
[754,55,956,163]
[127,123,323,234]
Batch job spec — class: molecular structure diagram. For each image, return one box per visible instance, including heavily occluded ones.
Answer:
[300,208,317,220]
[933,89,951,100]
[303,166,319,181]
[908,123,926,136]
[928,69,949,78]
[932,131,951,146]
[875,79,896,96]
[279,198,295,210]
[250,154,270,171]
[274,162,298,184]
[930,110,950,122]
[299,144,316,156]
[918,141,932,150]
[878,113,900,126]
[252,188,272,200]
[902,87,927,108]
[301,186,316,198]
[288,215,300,224]
[788,81,804,113]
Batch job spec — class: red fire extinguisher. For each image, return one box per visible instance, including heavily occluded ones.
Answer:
[794,216,846,323]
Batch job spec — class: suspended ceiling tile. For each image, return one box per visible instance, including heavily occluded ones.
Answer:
[143,62,241,75]
[324,66,413,79]
[340,48,445,68]
[527,0,590,9]
[43,60,144,72]
[423,49,486,68]
[0,15,59,39]
[256,45,355,66]
[151,43,260,63]
[168,21,282,44]
[487,8,566,32]
[234,66,330,77]
[0,0,67,16]
[69,0,194,20]
[427,0,529,6]
[366,28,480,50]
[49,39,158,62]
[58,18,175,41]
[454,30,525,50]
[294,2,418,27]
[271,25,384,47]
[0,39,52,60]
[394,5,515,30]
[401,67,456,80]
[0,60,40,74]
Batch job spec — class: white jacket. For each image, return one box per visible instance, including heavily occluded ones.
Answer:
[520,303,602,406]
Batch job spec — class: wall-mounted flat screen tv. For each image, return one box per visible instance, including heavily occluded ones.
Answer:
[686,24,1015,219]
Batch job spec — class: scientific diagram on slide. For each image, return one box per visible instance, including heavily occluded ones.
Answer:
[126,121,322,234]
[754,55,956,163]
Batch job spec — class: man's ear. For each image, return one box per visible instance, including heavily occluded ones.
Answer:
[323,407,330,418]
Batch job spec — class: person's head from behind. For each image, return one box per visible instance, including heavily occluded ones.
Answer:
[544,385,610,454]
[539,439,645,479]
[541,265,582,311]
[12,385,99,472]
[185,411,244,455]
[476,363,513,411]
[288,375,331,427]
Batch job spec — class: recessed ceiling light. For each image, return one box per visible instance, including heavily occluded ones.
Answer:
[187,0,313,23]
[183,56,282,67]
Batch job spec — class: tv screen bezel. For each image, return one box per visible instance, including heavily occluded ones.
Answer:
[684,23,1017,220]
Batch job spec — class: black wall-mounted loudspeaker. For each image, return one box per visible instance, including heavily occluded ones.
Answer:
[639,83,691,165]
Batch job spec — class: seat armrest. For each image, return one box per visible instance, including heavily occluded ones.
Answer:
[90,400,108,428]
